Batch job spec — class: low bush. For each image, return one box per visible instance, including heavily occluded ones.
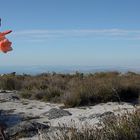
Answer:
[20,90,32,99]
[0,72,140,107]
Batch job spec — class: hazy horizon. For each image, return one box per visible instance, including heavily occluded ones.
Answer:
[0,65,140,75]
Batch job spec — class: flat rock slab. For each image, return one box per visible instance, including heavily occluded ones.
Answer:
[0,110,22,127]
[0,92,20,102]
[0,91,139,140]
[43,108,72,119]
[7,121,50,138]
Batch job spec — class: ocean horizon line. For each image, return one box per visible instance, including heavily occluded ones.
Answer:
[0,65,140,75]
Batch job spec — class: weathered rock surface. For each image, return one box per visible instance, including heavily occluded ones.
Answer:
[43,108,72,119]
[0,110,21,127]
[0,91,20,102]
[0,90,139,140]
[7,121,50,138]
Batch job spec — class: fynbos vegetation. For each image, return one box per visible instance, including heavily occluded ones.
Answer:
[0,71,140,107]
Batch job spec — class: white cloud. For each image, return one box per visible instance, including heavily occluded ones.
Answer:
[11,29,140,42]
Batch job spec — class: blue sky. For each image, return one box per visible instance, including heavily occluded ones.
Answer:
[0,0,140,68]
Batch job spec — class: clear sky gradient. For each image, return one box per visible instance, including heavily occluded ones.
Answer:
[0,0,140,68]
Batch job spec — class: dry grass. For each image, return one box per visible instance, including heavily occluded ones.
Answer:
[0,71,140,107]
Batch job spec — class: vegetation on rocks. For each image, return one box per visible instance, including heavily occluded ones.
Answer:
[43,108,140,140]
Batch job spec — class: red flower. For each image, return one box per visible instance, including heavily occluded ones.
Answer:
[0,30,12,53]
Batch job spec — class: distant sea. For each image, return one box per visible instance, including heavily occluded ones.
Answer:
[0,65,140,75]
